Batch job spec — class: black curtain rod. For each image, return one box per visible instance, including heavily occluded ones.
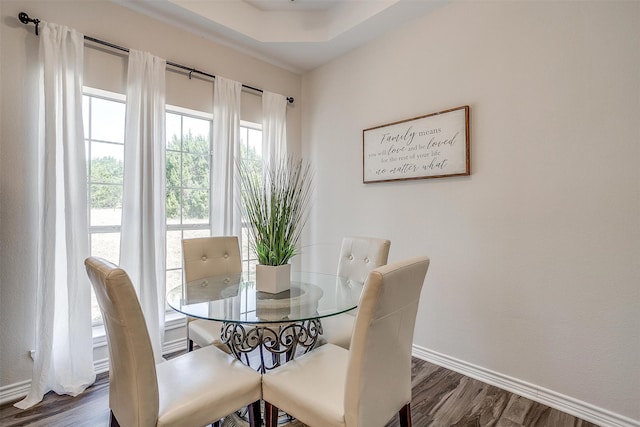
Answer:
[18,12,295,104]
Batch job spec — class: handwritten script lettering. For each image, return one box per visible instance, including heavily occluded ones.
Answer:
[379,126,417,146]
[363,108,468,182]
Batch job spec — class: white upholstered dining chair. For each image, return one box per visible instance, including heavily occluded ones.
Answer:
[84,256,262,427]
[182,236,242,353]
[262,256,430,427]
[320,236,391,349]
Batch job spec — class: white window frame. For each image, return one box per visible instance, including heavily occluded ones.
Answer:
[165,104,214,301]
[238,119,262,272]
[86,93,264,343]
[84,87,126,334]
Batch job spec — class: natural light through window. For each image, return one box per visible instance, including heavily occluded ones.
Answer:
[83,89,126,325]
[165,107,213,297]
[84,89,263,327]
[238,122,262,273]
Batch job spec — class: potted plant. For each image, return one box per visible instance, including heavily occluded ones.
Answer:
[238,156,313,293]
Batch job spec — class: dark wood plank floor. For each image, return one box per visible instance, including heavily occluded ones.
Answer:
[0,355,600,427]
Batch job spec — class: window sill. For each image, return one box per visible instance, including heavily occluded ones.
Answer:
[92,312,186,348]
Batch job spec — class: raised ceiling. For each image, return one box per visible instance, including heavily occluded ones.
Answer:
[116,0,445,73]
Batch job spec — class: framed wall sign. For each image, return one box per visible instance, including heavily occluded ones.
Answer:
[363,105,470,183]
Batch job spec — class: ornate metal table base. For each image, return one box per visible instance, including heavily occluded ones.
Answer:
[222,409,305,427]
[220,320,323,425]
[221,319,323,374]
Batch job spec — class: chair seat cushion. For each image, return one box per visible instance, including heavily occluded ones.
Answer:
[262,344,348,427]
[157,346,261,427]
[188,319,230,353]
[320,313,355,350]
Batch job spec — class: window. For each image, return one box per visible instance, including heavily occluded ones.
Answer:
[164,109,263,301]
[238,122,263,273]
[83,89,126,325]
[84,91,263,325]
[165,107,213,296]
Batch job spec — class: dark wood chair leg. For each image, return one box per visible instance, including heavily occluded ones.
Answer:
[248,400,262,427]
[264,402,279,427]
[109,410,120,427]
[399,403,412,427]
[187,338,194,352]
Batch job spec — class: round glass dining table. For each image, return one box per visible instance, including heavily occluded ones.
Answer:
[167,271,363,373]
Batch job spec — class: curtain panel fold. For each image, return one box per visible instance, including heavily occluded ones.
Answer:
[15,21,96,410]
[262,91,288,171]
[119,49,167,363]
[15,24,289,410]
[211,76,242,238]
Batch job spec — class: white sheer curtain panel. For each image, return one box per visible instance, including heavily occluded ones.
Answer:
[211,76,242,237]
[119,49,167,363]
[262,91,288,170]
[15,22,96,410]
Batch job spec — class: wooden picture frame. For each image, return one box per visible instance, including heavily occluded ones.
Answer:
[363,105,470,183]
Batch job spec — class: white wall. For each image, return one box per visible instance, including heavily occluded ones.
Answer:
[2,0,639,423]
[301,0,639,423]
[0,0,301,393]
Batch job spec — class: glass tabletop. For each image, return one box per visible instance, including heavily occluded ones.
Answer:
[167,271,363,324]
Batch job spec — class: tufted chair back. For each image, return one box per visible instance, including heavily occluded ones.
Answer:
[182,236,242,282]
[335,237,390,315]
[345,256,430,427]
[85,257,159,427]
[337,237,390,284]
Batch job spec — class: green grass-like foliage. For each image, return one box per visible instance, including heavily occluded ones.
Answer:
[238,156,313,266]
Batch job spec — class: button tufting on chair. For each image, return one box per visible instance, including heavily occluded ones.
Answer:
[263,256,430,427]
[182,236,242,354]
[320,236,391,350]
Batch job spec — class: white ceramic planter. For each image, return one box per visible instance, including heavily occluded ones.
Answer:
[256,263,291,294]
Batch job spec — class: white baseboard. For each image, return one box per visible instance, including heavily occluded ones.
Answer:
[412,345,639,427]
[0,380,31,407]
[162,337,187,356]
[1,337,187,406]
[5,338,634,427]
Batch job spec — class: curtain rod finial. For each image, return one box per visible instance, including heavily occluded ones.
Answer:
[18,12,40,35]
[18,12,31,24]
